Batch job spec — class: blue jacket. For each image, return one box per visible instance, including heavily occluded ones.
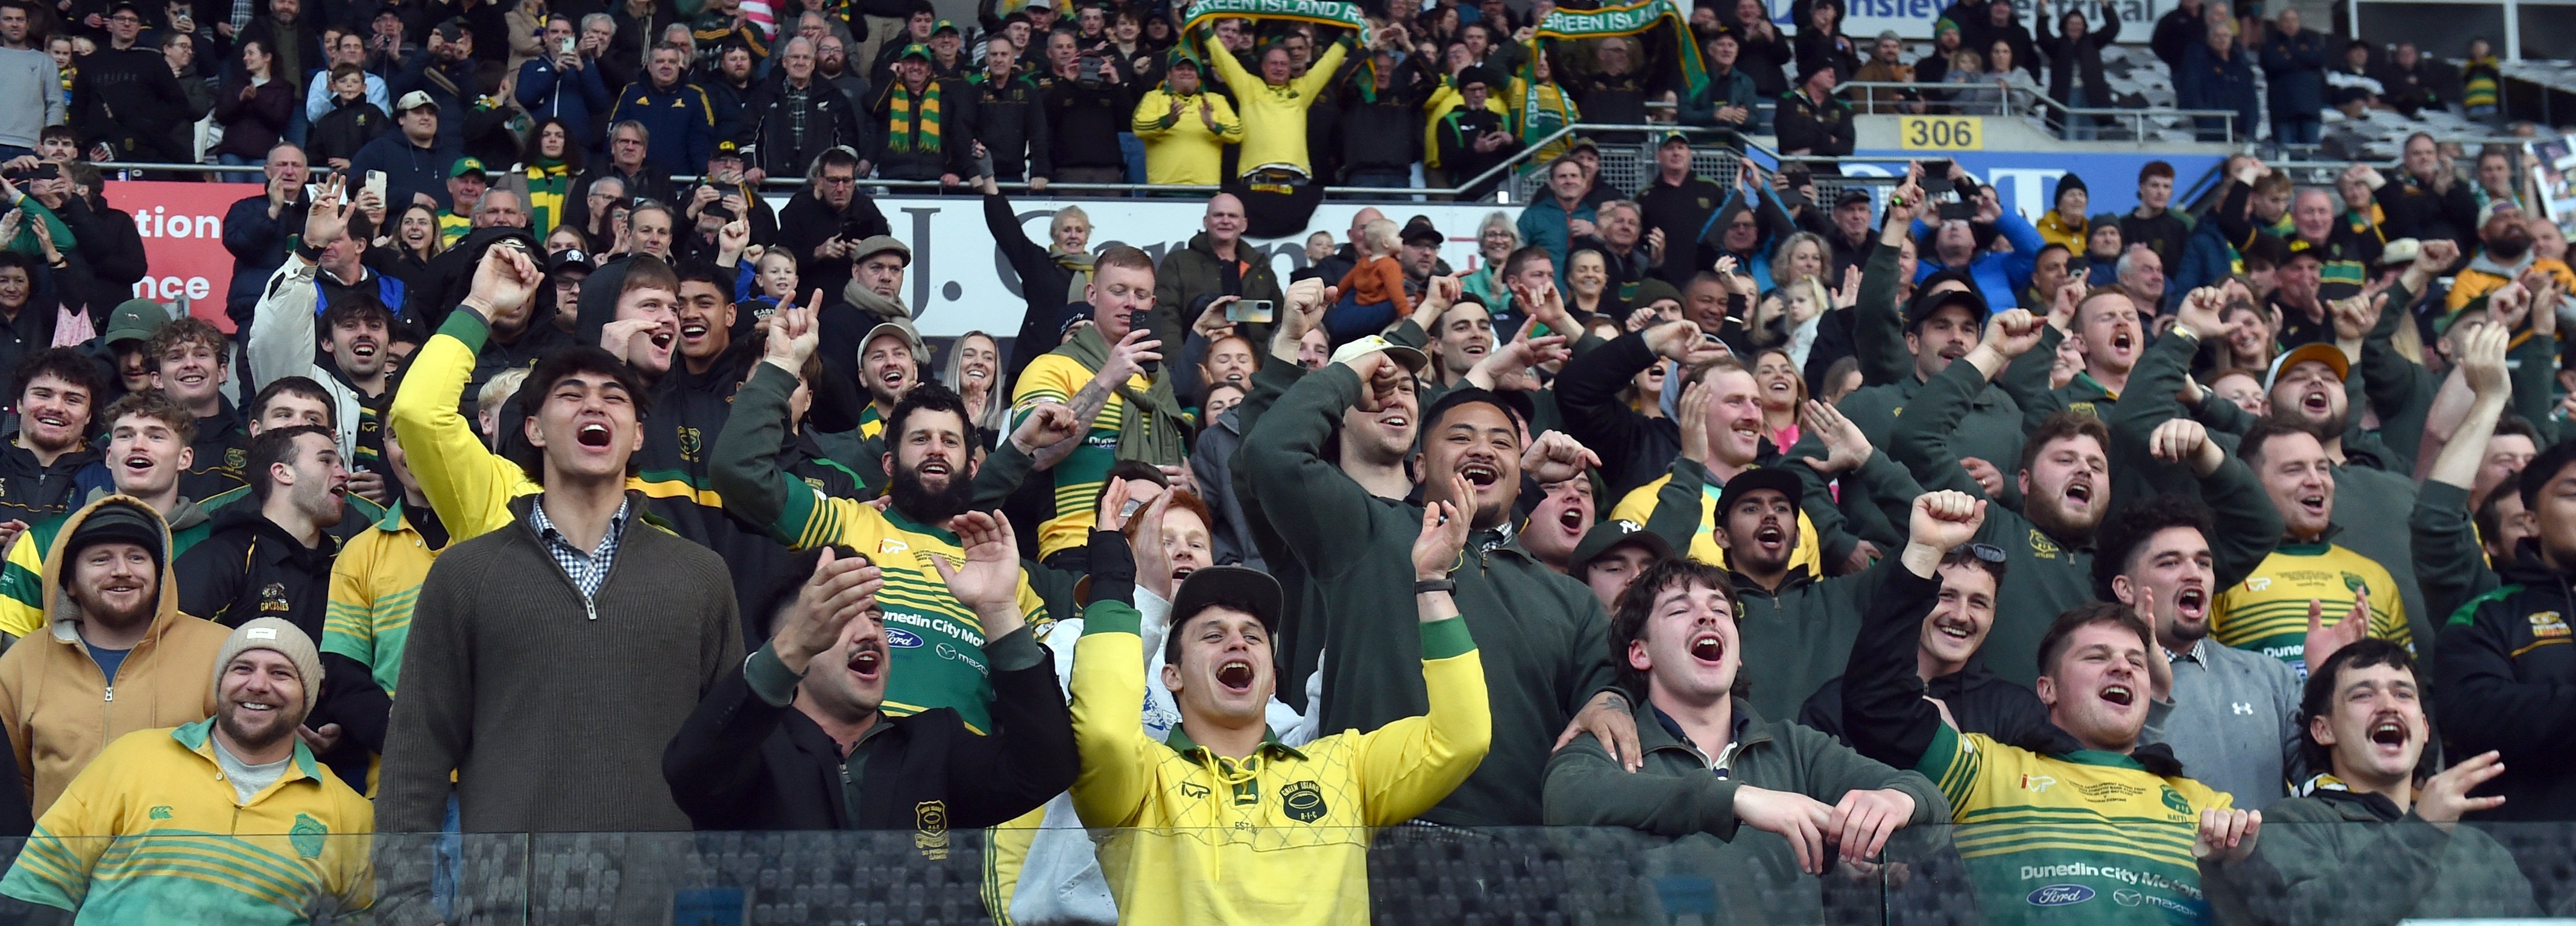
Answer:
[2178,42,2259,137]
[2258,29,2328,119]
[608,78,719,174]
[1516,196,1596,289]
[346,131,460,213]
[516,57,613,151]
[1912,208,2045,310]
[2173,208,2240,296]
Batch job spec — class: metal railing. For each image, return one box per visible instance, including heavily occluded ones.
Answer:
[1836,80,2241,143]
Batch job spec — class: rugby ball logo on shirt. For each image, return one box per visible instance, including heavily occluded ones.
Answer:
[2027,885,2094,907]
[885,628,924,649]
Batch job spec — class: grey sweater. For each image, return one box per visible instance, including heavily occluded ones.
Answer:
[0,48,60,150]
[378,492,743,833]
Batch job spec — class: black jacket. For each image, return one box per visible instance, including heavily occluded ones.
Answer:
[965,71,1050,181]
[1337,56,1432,174]
[172,505,387,790]
[2433,543,2576,822]
[867,76,976,181]
[661,628,1075,832]
[774,189,891,327]
[744,77,869,181]
[2034,4,2118,109]
[306,93,392,168]
[985,191,1077,379]
[1773,87,1854,157]
[1798,657,2052,748]
[0,437,96,526]
[559,165,678,242]
[2150,3,2202,73]
[70,46,192,162]
[1040,74,1131,171]
[54,197,145,321]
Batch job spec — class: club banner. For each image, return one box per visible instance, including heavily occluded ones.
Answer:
[105,180,255,330]
[1535,0,1707,99]
[1182,0,1370,42]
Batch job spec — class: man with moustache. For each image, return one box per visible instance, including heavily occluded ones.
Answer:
[0,619,373,920]
[1843,491,2264,923]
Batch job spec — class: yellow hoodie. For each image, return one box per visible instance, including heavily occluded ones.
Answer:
[0,496,230,816]
[1201,36,1350,176]
[1131,84,1245,186]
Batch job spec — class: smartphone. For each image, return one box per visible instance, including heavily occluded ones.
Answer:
[1938,201,1976,221]
[30,163,55,181]
[1130,310,1158,374]
[304,182,323,201]
[558,36,576,55]
[1226,299,1274,323]
[364,170,387,204]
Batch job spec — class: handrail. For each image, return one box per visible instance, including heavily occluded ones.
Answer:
[1833,80,2238,143]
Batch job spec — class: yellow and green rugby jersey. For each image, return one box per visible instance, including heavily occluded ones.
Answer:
[762,475,1049,733]
[1918,725,2231,924]
[323,502,442,697]
[0,507,215,638]
[0,719,374,923]
[1609,473,1823,577]
[1009,352,1144,561]
[2211,541,2410,679]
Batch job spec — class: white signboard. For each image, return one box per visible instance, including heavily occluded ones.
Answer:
[764,195,1521,339]
[1781,0,2172,42]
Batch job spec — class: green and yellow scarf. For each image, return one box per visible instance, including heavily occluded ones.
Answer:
[523,158,571,236]
[888,82,943,153]
[1533,0,1707,99]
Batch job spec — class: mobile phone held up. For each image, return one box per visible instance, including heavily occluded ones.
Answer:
[1226,299,1274,324]
[1130,310,1158,374]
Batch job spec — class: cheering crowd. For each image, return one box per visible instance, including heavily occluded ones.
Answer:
[0,0,2551,921]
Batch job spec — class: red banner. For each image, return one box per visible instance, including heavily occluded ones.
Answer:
[103,179,260,332]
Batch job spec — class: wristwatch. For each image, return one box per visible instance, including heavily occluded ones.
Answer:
[1413,578,1457,595]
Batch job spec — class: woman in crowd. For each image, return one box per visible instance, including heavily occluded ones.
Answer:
[2214,299,2277,373]
[942,330,1009,444]
[1731,0,1793,96]
[1769,230,1829,295]
[545,224,590,257]
[212,39,298,180]
[1752,346,1806,450]
[1565,247,1618,322]
[504,118,584,236]
[380,202,444,288]
[1623,352,1669,418]
[1463,210,1521,309]
[982,176,1094,377]
[1986,39,2043,115]
[2033,0,2120,139]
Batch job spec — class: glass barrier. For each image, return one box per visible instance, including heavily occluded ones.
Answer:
[0,821,2564,924]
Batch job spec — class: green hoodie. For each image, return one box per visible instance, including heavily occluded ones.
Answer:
[1237,362,1615,827]
[1543,696,1948,925]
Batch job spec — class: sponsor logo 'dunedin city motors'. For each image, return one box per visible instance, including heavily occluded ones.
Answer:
[2027,884,2095,907]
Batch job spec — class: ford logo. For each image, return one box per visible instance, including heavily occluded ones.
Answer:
[2027,885,2095,907]
[885,628,925,649]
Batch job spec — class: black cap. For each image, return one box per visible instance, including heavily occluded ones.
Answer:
[1904,281,1989,332]
[551,248,595,273]
[1400,216,1444,248]
[1714,467,1804,520]
[1835,188,1874,209]
[63,499,163,570]
[1456,65,1501,90]
[1169,566,1281,635]
[1571,518,1675,572]
[435,19,465,42]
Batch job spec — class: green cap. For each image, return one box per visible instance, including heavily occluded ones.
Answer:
[449,156,488,178]
[1167,47,1202,69]
[932,18,958,34]
[103,298,170,347]
[897,42,932,61]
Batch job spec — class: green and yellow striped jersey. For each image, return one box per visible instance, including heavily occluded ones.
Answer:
[2211,541,2410,679]
[0,719,373,922]
[762,475,1049,733]
[1009,352,1142,561]
[323,503,442,697]
[1918,725,2231,924]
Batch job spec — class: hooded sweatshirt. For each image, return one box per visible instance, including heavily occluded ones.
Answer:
[0,496,230,815]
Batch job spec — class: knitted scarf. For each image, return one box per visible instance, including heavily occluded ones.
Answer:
[887,81,942,153]
[1181,0,1369,44]
[841,277,910,320]
[1061,324,1190,467]
[524,159,571,235]
[1533,0,1706,99]
[1052,247,1094,306]
[1515,71,1578,151]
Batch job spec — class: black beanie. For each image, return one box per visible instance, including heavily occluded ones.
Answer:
[62,500,163,576]
[2054,173,2088,205]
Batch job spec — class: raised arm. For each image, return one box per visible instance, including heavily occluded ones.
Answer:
[1354,493,1494,825]
[390,244,551,543]
[1841,492,1985,770]
[1065,538,1166,828]
[1853,169,1929,387]
[1891,309,2047,498]
[1238,350,1407,581]
[2415,322,2511,622]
